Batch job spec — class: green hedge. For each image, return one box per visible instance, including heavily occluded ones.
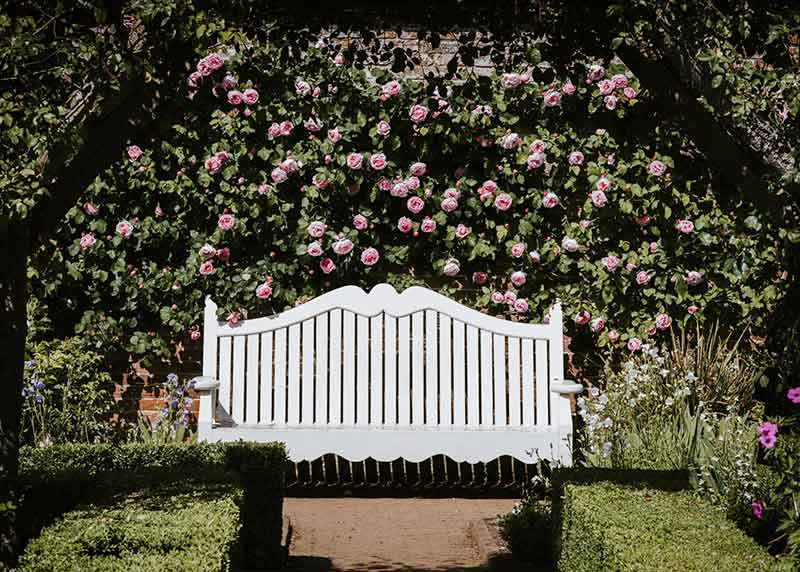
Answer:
[19,483,240,572]
[558,482,779,572]
[17,442,287,570]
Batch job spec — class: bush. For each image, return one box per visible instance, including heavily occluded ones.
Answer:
[498,497,554,565]
[557,481,781,572]
[19,482,240,572]
[17,442,287,570]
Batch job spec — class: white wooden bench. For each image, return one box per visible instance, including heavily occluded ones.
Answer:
[193,284,582,465]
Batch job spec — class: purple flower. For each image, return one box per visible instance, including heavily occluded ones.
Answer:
[751,500,764,520]
[787,386,800,404]
[756,421,778,449]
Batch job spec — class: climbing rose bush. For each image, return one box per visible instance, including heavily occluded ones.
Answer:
[39,37,787,366]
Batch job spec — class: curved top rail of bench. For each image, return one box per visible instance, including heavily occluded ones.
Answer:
[209,283,562,340]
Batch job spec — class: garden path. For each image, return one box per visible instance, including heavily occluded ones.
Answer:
[284,497,516,572]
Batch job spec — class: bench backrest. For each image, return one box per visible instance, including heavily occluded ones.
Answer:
[202,283,569,431]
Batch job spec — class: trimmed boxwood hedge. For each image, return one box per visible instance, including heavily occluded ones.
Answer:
[558,481,780,572]
[19,483,241,572]
[17,442,287,570]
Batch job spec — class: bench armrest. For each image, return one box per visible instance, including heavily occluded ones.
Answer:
[550,379,583,395]
[191,376,220,392]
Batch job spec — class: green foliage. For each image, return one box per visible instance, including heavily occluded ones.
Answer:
[21,338,116,446]
[499,498,554,564]
[126,374,195,445]
[558,482,782,572]
[19,482,240,572]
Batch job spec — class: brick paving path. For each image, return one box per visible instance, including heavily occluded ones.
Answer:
[284,497,516,572]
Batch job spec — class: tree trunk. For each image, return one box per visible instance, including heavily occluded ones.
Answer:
[0,217,29,565]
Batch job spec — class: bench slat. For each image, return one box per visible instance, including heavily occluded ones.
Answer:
[439,315,452,427]
[342,311,356,425]
[260,332,273,424]
[329,310,342,425]
[493,334,507,426]
[480,330,493,426]
[218,337,232,419]
[315,314,328,425]
[246,334,259,424]
[301,319,314,425]
[370,314,384,425]
[357,315,369,425]
[287,325,301,425]
[411,312,424,426]
[384,315,398,425]
[508,337,521,426]
[466,325,479,427]
[521,339,534,427]
[232,336,246,424]
[535,339,550,426]
[452,320,466,426]
[274,328,287,424]
[397,315,411,425]
[425,310,438,425]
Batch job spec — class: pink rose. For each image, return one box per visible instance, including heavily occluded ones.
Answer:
[420,217,437,233]
[494,193,512,211]
[190,329,202,341]
[280,121,294,136]
[543,91,562,107]
[307,241,323,257]
[455,224,471,239]
[218,214,235,231]
[612,73,628,88]
[127,145,143,161]
[492,292,506,304]
[635,271,651,285]
[598,79,614,95]
[562,237,579,252]
[602,255,620,272]
[346,152,363,170]
[410,162,427,176]
[444,188,460,200]
[226,311,242,326]
[649,242,658,253]
[635,215,652,227]
[378,178,393,192]
[587,64,605,81]
[320,257,336,274]
[407,196,425,214]
[376,121,391,137]
[511,243,526,258]
[529,251,541,264]
[312,175,330,190]
[542,192,560,209]
[568,151,584,165]
[626,262,638,272]
[255,282,273,299]
[604,95,618,110]
[481,180,498,194]
[685,271,704,286]
[188,71,203,88]
[409,104,429,124]
[353,214,368,230]
[472,271,488,285]
[268,123,282,138]
[688,305,699,315]
[271,168,288,184]
[591,190,608,208]
[304,117,323,132]
[280,158,299,173]
[504,291,517,305]
[116,220,134,238]
[205,53,224,71]
[332,238,354,255]
[397,217,413,233]
[514,298,529,313]
[242,88,259,105]
[199,244,216,259]
[217,247,230,261]
[529,139,547,154]
[675,219,694,234]
[501,133,522,149]
[227,90,244,105]
[627,337,642,351]
[527,152,545,170]
[369,153,387,170]
[221,74,237,90]
[443,259,460,277]
[205,155,223,174]
[501,73,522,89]
[84,202,99,216]
[199,260,215,276]
[307,221,327,238]
[441,198,458,212]
[655,313,672,330]
[648,160,667,176]
[623,86,637,99]
[511,271,527,287]
[333,54,345,66]
[591,318,605,333]
[382,80,401,97]
[608,329,620,342]
[406,176,420,190]
[391,181,409,197]
[295,79,311,95]
[574,311,591,325]
[327,128,341,143]
[596,177,611,192]
[361,247,380,266]
[80,233,96,250]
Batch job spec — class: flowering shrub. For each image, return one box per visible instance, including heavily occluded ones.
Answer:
[129,373,195,444]
[36,34,787,373]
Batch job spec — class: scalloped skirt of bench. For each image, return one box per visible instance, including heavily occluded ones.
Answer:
[202,425,572,464]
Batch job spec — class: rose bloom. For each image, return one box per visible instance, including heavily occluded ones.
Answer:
[190,329,202,341]
[587,64,605,81]
[511,271,527,287]
[635,215,651,226]
[376,120,391,137]
[304,117,323,132]
[420,217,437,233]
[441,198,458,213]
[604,95,618,110]
[188,71,203,87]
[406,176,420,190]
[307,241,323,257]
[611,73,628,88]
[217,247,230,261]
[391,181,409,197]
[514,298,529,313]
[562,237,579,252]
[80,233,96,250]
[397,217,413,233]
[444,188,460,200]
[279,120,294,136]
[501,73,522,89]
[675,219,694,234]
[255,282,273,299]
[481,180,498,194]
[361,247,380,266]
[199,244,216,259]
[596,176,611,192]
[116,220,134,238]
[591,190,608,208]
[494,193,513,211]
[627,337,642,352]
[687,304,699,315]
[407,196,425,214]
[346,152,363,170]
[649,242,659,254]
[562,80,576,95]
[353,214,368,230]
[306,221,327,238]
[504,291,517,304]
[472,271,488,285]
[199,260,214,276]
[685,271,704,286]
[608,329,620,342]
[218,214,235,231]
[655,313,672,330]
[280,157,299,173]
[378,178,393,192]
[314,256,334,274]
[574,311,591,325]
[268,123,282,138]
[501,132,522,149]
[409,104,429,123]
[598,79,614,95]
[543,91,562,107]
[369,153,387,170]
[295,78,311,95]
[623,86,637,99]
[530,251,541,264]
[443,259,460,277]
[382,80,401,97]
[511,243,526,258]
[226,311,242,326]
[312,175,330,190]
[127,145,143,161]
[527,152,545,170]
[271,167,288,183]
[327,128,342,143]
[648,160,667,176]
[227,90,244,105]
[491,292,506,304]
[220,73,236,89]
[635,271,651,285]
[242,88,259,105]
[568,151,584,166]
[540,192,560,209]
[455,224,471,239]
[332,237,354,255]
[84,202,99,216]
[410,162,427,176]
[602,255,620,272]
[591,318,605,333]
